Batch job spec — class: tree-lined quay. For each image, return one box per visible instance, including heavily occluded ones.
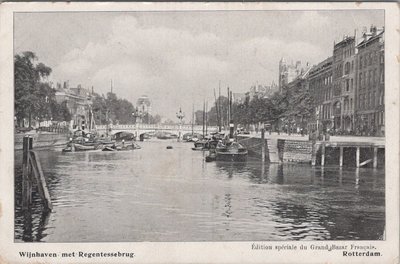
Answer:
[15,26,384,141]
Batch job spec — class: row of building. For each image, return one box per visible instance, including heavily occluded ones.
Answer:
[232,81,279,104]
[54,82,152,130]
[279,25,384,136]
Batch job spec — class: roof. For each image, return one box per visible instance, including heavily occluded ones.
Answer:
[308,57,333,78]
[334,36,355,49]
[356,29,384,48]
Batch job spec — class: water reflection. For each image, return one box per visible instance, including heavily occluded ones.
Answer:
[15,141,385,242]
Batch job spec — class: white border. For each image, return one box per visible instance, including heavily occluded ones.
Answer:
[0,2,398,264]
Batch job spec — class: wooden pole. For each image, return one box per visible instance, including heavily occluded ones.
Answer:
[311,141,317,166]
[373,147,378,168]
[321,143,325,166]
[356,147,360,168]
[29,151,53,212]
[339,146,343,167]
[261,128,266,163]
[22,136,33,209]
[22,136,29,209]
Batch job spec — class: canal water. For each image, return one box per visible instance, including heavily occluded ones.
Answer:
[14,140,385,242]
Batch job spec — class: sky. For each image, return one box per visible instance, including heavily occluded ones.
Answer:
[14,10,384,121]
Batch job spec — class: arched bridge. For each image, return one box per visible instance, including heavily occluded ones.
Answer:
[95,124,218,136]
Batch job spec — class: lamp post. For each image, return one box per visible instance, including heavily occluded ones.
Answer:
[132,107,144,141]
[176,107,185,142]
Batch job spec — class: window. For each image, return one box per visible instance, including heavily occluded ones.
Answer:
[368,92,371,108]
[351,79,353,91]
[372,91,375,107]
[359,73,362,88]
[359,56,363,69]
[368,71,371,86]
[350,98,353,110]
[380,70,384,83]
[346,79,350,92]
[345,62,351,74]
[373,69,377,84]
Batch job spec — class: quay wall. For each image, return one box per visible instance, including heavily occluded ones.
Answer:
[277,139,313,163]
[237,136,269,160]
[238,136,313,163]
[15,132,69,150]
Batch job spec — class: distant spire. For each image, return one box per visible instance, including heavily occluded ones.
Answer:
[110,79,113,94]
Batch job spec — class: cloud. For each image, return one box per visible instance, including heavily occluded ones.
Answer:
[51,15,232,118]
[49,13,340,119]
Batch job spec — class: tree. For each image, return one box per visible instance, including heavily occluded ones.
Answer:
[194,110,204,125]
[92,93,108,125]
[15,51,53,127]
[91,92,137,125]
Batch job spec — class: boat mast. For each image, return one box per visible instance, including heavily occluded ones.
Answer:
[106,110,109,137]
[191,103,194,136]
[218,83,222,132]
[202,101,205,137]
[227,86,230,130]
[214,87,220,133]
[205,101,208,135]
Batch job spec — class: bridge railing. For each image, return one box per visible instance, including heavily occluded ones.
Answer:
[95,124,218,132]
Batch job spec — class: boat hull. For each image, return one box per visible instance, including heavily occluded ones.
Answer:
[215,152,247,162]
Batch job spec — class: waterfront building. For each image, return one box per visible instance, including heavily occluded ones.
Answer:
[332,35,357,132]
[278,58,310,91]
[282,67,312,133]
[307,57,333,133]
[355,26,385,136]
[136,95,152,115]
[55,83,93,130]
[249,81,278,99]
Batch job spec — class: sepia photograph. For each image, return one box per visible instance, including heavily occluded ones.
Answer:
[0,2,399,264]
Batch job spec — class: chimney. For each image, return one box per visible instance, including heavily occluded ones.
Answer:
[370,25,377,36]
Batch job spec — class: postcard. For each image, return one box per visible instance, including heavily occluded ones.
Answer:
[0,2,398,263]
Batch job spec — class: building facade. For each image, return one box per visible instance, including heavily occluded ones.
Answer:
[55,83,93,130]
[355,26,385,136]
[307,57,333,133]
[278,58,310,91]
[249,81,278,99]
[136,95,152,115]
[332,35,357,132]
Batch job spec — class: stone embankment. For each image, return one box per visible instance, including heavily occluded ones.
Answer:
[15,132,69,150]
[238,136,312,163]
[237,135,385,168]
